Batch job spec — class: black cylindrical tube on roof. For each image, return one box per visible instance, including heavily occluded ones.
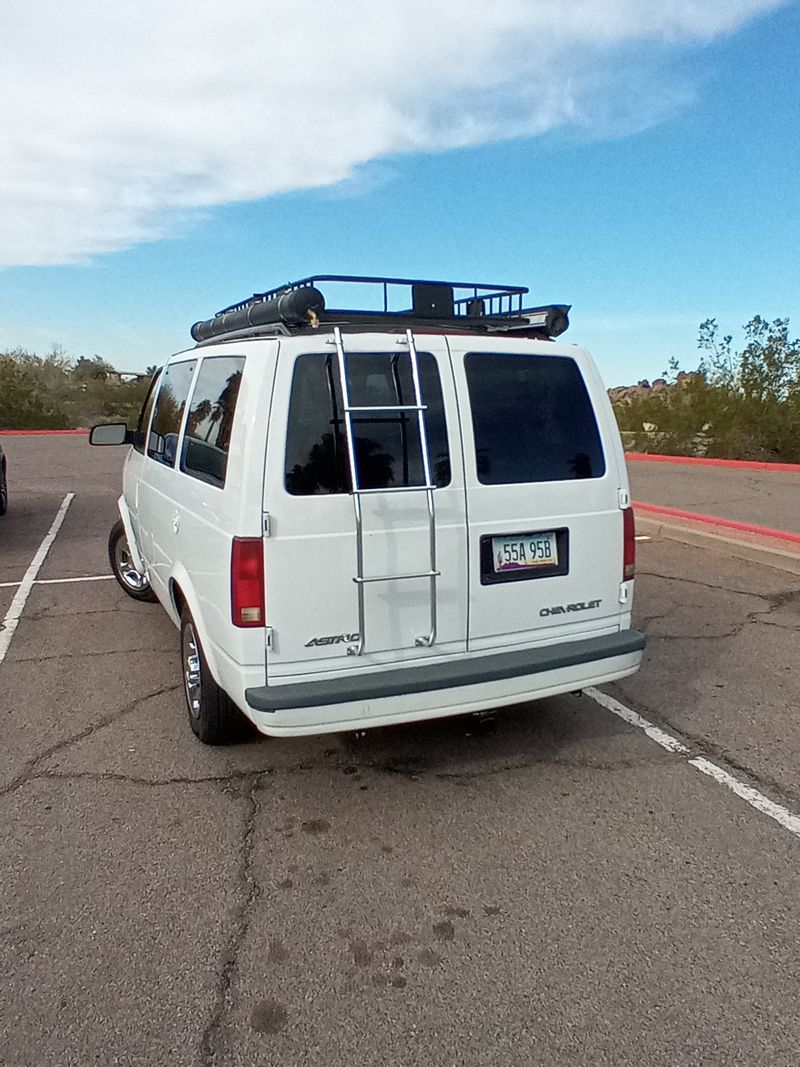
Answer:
[191,286,325,342]
[546,306,570,337]
[522,304,570,338]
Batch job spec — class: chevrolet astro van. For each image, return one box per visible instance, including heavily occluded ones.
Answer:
[90,274,645,744]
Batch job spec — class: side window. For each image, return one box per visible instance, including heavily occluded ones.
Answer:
[285,352,451,496]
[148,360,196,467]
[465,353,606,484]
[181,356,245,489]
[133,369,162,454]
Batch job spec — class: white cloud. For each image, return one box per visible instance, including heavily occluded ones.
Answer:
[0,0,787,266]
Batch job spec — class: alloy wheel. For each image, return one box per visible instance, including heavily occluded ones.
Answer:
[114,534,149,592]
[183,623,202,719]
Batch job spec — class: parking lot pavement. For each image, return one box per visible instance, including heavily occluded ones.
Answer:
[0,490,59,584]
[629,457,800,535]
[3,437,800,1066]
[0,587,14,620]
[611,538,800,800]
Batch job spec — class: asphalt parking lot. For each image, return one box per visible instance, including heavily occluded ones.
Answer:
[2,436,800,1067]
[629,457,800,534]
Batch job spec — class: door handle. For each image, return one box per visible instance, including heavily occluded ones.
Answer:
[172,510,181,534]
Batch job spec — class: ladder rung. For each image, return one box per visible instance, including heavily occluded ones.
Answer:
[354,484,436,495]
[345,404,427,413]
[354,570,441,585]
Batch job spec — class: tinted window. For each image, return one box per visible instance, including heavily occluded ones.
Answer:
[465,353,605,484]
[133,369,161,454]
[148,360,196,466]
[285,352,450,495]
[181,356,245,488]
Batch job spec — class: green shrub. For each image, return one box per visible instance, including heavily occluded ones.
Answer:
[0,348,72,429]
[0,348,151,431]
[612,316,800,463]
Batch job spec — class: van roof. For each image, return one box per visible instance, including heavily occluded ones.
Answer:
[191,274,571,346]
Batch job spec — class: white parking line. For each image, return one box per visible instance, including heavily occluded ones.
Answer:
[586,686,800,843]
[0,493,75,666]
[37,575,114,585]
[689,757,800,837]
[0,574,113,589]
[586,687,690,755]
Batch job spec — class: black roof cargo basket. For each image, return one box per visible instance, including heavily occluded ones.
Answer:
[190,274,570,343]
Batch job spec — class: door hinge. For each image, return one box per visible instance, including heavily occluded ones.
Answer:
[618,488,631,509]
[265,626,274,650]
[263,513,272,537]
[619,582,631,604]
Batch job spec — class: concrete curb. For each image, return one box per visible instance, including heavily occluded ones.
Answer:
[627,452,800,474]
[636,513,800,577]
[0,429,89,436]
[634,501,800,545]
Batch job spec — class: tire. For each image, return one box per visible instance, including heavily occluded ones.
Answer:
[180,606,246,745]
[0,459,7,516]
[108,519,157,602]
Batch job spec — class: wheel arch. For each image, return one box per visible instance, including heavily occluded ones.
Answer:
[116,494,145,572]
[169,568,223,685]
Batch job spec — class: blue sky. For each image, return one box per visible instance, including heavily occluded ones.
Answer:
[1,0,798,386]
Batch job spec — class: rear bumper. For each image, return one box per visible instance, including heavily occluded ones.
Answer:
[244,630,645,730]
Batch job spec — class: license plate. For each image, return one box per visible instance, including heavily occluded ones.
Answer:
[492,532,558,573]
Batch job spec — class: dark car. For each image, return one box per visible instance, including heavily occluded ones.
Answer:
[0,441,7,516]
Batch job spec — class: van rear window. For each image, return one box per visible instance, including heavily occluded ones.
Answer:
[285,352,451,495]
[465,353,605,484]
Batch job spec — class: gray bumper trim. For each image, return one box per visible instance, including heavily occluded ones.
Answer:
[245,630,646,713]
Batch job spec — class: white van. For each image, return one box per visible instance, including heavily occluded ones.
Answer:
[91,275,645,744]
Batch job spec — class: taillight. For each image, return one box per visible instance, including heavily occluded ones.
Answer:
[231,537,265,627]
[623,506,636,580]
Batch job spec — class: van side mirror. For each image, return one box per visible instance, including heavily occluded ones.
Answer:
[89,423,134,446]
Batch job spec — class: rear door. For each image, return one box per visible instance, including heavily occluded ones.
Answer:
[262,332,468,683]
[448,337,626,652]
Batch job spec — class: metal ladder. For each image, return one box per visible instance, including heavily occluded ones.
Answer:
[332,326,439,657]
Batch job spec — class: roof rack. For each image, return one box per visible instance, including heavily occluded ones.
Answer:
[190,274,570,343]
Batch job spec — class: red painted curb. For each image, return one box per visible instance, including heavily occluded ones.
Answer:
[626,452,800,474]
[634,501,800,546]
[0,429,89,436]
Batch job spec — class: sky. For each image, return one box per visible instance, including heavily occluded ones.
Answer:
[1,0,798,386]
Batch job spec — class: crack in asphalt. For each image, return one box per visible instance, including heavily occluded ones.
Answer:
[647,629,746,642]
[747,591,800,633]
[8,645,174,664]
[24,606,148,622]
[638,609,678,629]
[24,770,263,788]
[13,746,670,791]
[755,618,800,632]
[0,683,181,798]
[638,585,800,642]
[199,772,263,1067]
[637,569,800,600]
